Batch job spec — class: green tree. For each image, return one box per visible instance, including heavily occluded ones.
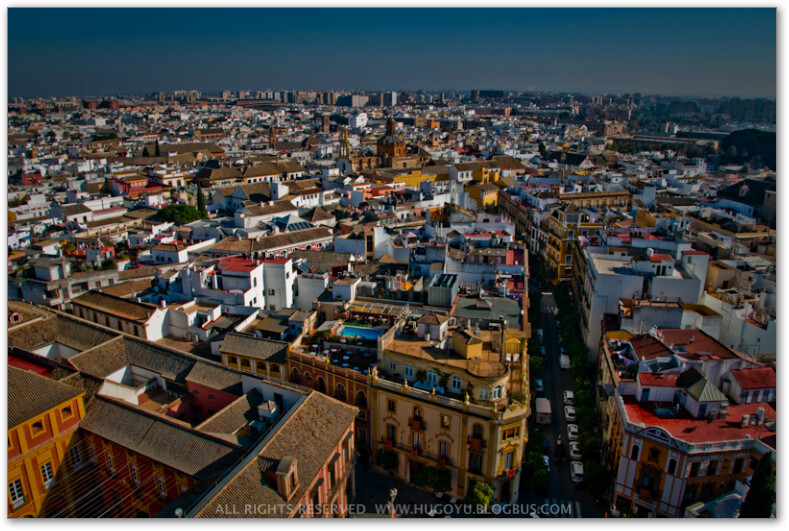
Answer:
[154,139,161,157]
[196,183,207,216]
[583,460,610,499]
[533,467,549,495]
[375,449,399,473]
[157,204,205,224]
[539,142,548,158]
[465,481,494,510]
[739,453,775,517]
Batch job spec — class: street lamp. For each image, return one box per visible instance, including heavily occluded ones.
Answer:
[388,488,398,518]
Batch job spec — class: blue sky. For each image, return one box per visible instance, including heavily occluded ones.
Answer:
[7,8,776,98]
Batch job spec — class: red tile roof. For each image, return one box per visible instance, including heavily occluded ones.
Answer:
[622,397,776,445]
[638,373,678,387]
[682,250,708,256]
[648,253,673,262]
[657,329,737,360]
[729,367,776,390]
[628,334,673,361]
[219,255,261,273]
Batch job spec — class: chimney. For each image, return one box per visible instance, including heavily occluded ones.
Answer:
[274,457,299,502]
[690,334,695,343]
[159,299,166,309]
[740,415,749,428]
[756,407,765,425]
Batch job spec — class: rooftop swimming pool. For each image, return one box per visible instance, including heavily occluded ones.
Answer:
[339,326,386,340]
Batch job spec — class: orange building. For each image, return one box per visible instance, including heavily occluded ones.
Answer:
[8,366,86,517]
[377,116,406,159]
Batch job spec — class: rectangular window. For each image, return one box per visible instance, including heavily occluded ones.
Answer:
[387,424,396,442]
[412,432,422,451]
[649,448,660,462]
[129,464,139,485]
[734,458,745,474]
[504,451,514,470]
[387,399,396,412]
[707,460,718,477]
[439,441,449,458]
[106,452,115,473]
[156,475,167,498]
[69,446,82,470]
[41,462,54,488]
[9,479,24,508]
[502,427,519,441]
[441,415,451,428]
[469,453,483,474]
[689,462,700,478]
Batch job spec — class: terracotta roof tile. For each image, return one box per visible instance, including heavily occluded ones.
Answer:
[8,366,84,428]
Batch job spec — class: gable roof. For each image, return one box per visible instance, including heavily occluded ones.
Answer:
[79,398,242,478]
[8,366,84,428]
[219,333,289,363]
[72,290,159,323]
[729,367,776,390]
[186,361,244,394]
[193,392,357,517]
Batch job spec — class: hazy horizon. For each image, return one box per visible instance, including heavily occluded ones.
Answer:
[8,8,777,100]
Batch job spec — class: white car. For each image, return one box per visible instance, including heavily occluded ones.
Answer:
[567,424,579,441]
[564,406,577,422]
[559,354,571,369]
[569,441,582,460]
[542,454,551,473]
[563,390,574,405]
[570,461,585,485]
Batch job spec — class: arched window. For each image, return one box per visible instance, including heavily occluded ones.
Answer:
[291,368,300,383]
[413,406,422,419]
[427,370,437,387]
[479,386,490,401]
[317,377,326,393]
[335,384,346,401]
[356,391,367,409]
[492,385,503,399]
[305,372,312,382]
[451,375,462,393]
[667,459,677,475]
[630,444,640,460]
[404,364,413,381]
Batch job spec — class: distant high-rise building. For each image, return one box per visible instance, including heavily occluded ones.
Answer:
[383,91,397,107]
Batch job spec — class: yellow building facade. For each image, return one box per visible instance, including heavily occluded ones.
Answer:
[8,367,87,518]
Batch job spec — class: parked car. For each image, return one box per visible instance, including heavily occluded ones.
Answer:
[542,455,551,473]
[539,346,546,357]
[534,379,545,396]
[563,390,574,405]
[564,406,576,422]
[559,354,571,369]
[569,441,582,460]
[570,461,585,485]
[537,328,544,343]
[567,424,579,441]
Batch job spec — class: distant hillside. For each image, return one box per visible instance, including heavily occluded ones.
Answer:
[720,129,776,170]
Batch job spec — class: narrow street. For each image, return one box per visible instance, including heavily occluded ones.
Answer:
[517,291,606,518]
